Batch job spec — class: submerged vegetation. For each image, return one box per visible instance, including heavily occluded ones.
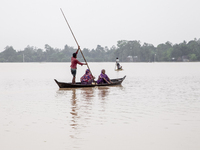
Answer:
[1,39,200,62]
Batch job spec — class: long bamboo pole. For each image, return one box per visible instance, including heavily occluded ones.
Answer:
[60,8,93,77]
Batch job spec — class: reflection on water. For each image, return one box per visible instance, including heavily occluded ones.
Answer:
[81,87,95,101]
[70,89,78,129]
[56,87,97,141]
[98,85,124,99]
[56,86,124,141]
[1,63,200,150]
[98,87,110,100]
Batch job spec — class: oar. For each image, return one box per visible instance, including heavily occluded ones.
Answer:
[60,8,93,77]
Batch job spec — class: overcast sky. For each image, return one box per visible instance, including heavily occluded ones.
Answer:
[1,0,200,52]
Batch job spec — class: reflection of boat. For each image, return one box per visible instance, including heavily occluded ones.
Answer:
[54,76,126,88]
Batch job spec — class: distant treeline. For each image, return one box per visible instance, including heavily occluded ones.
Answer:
[1,39,200,62]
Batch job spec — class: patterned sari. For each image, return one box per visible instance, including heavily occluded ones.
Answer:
[80,69,93,84]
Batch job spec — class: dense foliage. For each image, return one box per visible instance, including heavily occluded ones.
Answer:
[1,39,200,62]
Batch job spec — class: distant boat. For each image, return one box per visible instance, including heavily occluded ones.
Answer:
[115,61,123,71]
[115,68,123,71]
[54,76,126,88]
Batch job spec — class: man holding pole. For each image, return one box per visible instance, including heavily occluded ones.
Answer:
[60,8,94,83]
[70,46,87,84]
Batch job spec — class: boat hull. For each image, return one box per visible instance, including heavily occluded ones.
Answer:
[54,76,126,88]
[115,69,123,71]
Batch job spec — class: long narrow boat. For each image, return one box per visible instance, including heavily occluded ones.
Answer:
[54,76,126,88]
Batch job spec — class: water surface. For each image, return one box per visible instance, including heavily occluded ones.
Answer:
[0,62,200,150]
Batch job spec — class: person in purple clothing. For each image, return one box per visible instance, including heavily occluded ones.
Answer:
[97,69,113,84]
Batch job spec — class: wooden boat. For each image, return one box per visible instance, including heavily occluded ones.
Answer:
[97,76,126,87]
[54,76,126,88]
[115,68,123,71]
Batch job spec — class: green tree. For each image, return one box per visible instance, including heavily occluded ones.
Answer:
[189,54,197,61]
[0,46,17,62]
[171,44,182,61]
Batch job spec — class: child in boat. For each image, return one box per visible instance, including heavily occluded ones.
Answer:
[80,69,95,84]
[97,69,112,84]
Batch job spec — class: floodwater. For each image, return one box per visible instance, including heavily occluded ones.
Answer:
[0,62,200,150]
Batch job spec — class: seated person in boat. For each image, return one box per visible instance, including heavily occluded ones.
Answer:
[80,69,95,84]
[97,69,113,84]
[116,57,122,70]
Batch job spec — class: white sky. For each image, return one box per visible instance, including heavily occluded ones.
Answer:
[0,0,200,51]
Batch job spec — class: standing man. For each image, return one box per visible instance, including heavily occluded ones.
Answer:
[71,46,87,84]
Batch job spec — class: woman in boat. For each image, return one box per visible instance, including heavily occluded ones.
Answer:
[80,69,95,84]
[71,46,87,84]
[97,69,112,84]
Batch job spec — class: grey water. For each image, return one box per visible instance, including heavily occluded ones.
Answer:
[0,62,200,150]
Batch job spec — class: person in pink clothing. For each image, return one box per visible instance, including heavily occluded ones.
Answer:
[70,46,87,84]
